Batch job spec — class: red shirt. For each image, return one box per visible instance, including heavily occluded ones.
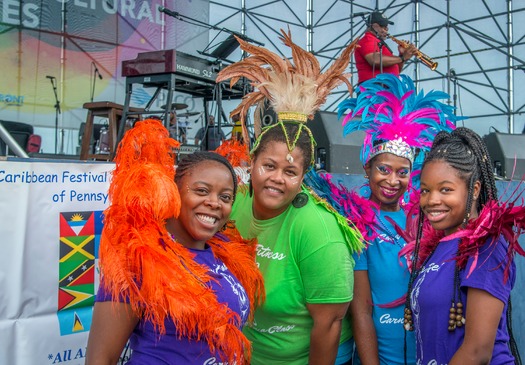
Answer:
[355,31,400,84]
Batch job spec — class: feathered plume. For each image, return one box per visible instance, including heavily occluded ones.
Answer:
[217,28,359,144]
[304,169,379,243]
[100,119,264,364]
[338,74,459,186]
[309,75,458,252]
[214,138,251,168]
[444,188,525,283]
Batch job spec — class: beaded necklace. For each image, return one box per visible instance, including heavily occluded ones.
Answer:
[375,210,405,249]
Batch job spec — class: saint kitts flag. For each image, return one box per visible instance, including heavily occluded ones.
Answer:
[57,210,104,336]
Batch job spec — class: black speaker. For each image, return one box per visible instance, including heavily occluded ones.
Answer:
[483,132,525,180]
[310,111,364,174]
[256,99,277,129]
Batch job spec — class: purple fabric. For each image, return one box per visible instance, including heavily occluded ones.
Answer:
[411,235,516,364]
[96,245,250,365]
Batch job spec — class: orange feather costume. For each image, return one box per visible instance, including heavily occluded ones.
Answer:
[99,119,264,363]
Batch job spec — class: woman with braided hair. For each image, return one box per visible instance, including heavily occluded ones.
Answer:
[306,73,457,365]
[404,127,524,364]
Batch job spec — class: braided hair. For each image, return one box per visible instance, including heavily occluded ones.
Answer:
[407,127,498,278]
[252,122,314,175]
[176,151,238,198]
[404,128,522,364]
[423,127,497,219]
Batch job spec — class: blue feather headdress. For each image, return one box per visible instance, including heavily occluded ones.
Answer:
[338,74,461,184]
[304,74,463,244]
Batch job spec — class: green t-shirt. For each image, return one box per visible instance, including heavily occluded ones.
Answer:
[231,187,355,365]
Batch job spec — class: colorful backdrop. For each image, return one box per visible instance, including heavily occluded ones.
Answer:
[0,0,210,153]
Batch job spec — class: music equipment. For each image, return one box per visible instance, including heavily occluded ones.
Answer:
[117,50,247,155]
[177,144,200,157]
[177,112,200,118]
[483,132,525,180]
[79,122,105,154]
[121,49,244,98]
[0,120,34,156]
[310,112,365,174]
[387,34,438,71]
[161,103,188,110]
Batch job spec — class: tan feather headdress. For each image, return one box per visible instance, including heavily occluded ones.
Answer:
[217,28,359,165]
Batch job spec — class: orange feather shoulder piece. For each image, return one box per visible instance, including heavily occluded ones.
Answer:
[99,119,264,364]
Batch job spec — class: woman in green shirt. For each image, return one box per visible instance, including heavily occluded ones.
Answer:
[217,29,363,365]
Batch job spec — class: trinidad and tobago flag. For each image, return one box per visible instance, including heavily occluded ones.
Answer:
[57,211,103,336]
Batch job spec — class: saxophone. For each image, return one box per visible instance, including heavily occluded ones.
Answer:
[387,34,438,71]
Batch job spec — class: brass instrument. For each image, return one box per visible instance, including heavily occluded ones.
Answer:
[387,34,438,71]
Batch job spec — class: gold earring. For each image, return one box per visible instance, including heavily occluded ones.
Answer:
[364,175,369,179]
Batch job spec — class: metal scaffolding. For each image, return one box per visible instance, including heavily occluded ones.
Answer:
[207,0,525,135]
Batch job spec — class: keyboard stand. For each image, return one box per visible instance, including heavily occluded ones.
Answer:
[116,73,177,155]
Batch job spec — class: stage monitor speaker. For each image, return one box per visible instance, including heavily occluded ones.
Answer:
[310,112,364,174]
[483,132,525,180]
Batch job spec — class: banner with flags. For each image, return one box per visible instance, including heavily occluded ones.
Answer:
[0,160,112,364]
[57,210,104,337]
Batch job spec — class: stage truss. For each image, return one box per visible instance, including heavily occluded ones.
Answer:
[201,0,525,135]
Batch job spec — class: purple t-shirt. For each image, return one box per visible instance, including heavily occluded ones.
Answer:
[96,245,250,365]
[411,235,515,364]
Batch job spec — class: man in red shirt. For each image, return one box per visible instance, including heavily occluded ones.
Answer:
[355,11,416,84]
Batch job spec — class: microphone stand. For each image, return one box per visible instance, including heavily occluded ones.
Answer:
[158,6,264,46]
[91,63,96,102]
[91,62,103,102]
[48,77,61,154]
[372,28,391,74]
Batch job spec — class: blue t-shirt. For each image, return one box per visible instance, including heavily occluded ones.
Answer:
[353,209,416,365]
[412,235,515,364]
[96,245,250,365]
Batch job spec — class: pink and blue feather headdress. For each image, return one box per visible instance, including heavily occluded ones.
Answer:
[338,74,460,182]
[305,74,462,243]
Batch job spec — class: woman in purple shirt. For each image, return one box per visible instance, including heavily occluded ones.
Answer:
[405,127,523,364]
[85,120,264,365]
